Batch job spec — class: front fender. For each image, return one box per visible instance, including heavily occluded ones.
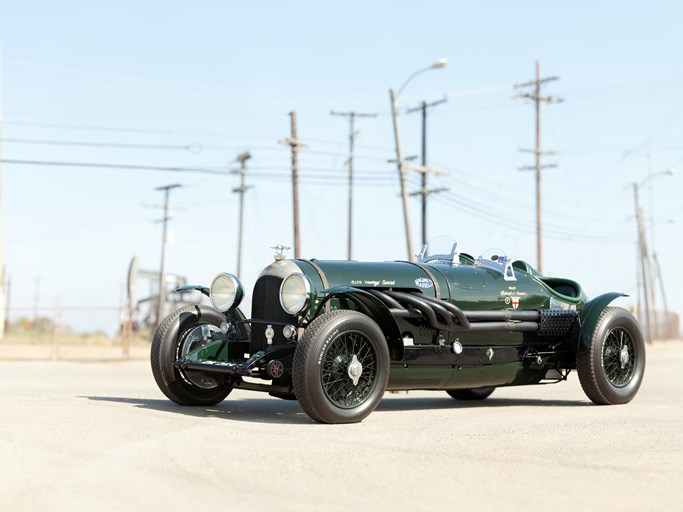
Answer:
[315,286,403,360]
[176,284,210,297]
[575,292,626,353]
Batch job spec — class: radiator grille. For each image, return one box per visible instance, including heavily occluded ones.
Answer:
[250,275,297,352]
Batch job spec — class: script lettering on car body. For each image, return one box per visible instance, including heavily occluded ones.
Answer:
[349,279,396,287]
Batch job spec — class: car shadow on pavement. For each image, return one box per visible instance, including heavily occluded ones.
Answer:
[376,396,587,413]
[83,393,587,425]
[82,395,313,425]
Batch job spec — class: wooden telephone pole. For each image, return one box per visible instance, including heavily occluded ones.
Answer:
[389,88,415,261]
[330,110,377,260]
[407,96,448,246]
[515,60,562,273]
[0,49,5,339]
[280,112,306,258]
[633,184,653,344]
[155,184,181,326]
[233,151,252,276]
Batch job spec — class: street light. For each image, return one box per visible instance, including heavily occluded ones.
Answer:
[396,59,448,96]
[637,167,675,189]
[389,59,448,261]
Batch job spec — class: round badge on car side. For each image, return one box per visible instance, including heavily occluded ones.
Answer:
[415,277,433,289]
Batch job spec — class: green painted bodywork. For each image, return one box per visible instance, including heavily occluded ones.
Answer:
[293,258,586,350]
[387,362,547,391]
[296,258,585,311]
[185,339,228,362]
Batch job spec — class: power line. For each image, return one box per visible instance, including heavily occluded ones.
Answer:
[1,157,399,182]
[6,119,399,154]
[1,137,394,162]
[432,192,630,244]
[1,137,206,152]
[0,158,232,175]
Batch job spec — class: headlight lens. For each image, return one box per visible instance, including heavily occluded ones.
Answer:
[279,273,311,315]
[210,273,244,312]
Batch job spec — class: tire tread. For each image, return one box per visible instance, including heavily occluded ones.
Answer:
[292,310,350,423]
[293,310,389,424]
[576,306,645,405]
[150,305,231,406]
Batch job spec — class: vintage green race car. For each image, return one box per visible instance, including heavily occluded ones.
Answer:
[151,238,645,424]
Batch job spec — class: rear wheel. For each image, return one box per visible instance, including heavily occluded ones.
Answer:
[293,310,389,424]
[577,307,645,405]
[446,387,495,400]
[151,304,233,406]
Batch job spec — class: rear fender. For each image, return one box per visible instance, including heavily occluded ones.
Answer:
[575,292,626,353]
[315,286,403,360]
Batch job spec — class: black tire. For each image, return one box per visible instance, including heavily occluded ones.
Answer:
[293,310,390,424]
[446,387,495,401]
[151,304,233,406]
[577,307,645,405]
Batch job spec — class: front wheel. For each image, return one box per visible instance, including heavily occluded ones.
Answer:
[151,304,233,406]
[577,307,645,405]
[293,310,390,424]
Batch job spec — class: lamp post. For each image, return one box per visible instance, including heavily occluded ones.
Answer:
[389,59,447,261]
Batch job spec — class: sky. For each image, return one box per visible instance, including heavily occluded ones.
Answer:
[1,1,681,336]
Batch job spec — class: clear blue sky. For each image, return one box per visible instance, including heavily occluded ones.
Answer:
[1,1,681,335]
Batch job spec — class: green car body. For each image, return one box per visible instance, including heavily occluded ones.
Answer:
[151,242,645,424]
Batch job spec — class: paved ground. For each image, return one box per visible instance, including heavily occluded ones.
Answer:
[1,341,681,512]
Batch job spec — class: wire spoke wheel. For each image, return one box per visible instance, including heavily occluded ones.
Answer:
[577,307,645,405]
[321,331,378,409]
[602,327,636,387]
[293,310,389,424]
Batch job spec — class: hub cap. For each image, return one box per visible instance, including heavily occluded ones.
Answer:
[179,324,220,389]
[321,331,377,409]
[602,327,636,387]
[347,354,362,386]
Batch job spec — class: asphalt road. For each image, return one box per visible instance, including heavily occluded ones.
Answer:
[1,342,681,512]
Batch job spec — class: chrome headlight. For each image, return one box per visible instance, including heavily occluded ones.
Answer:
[279,272,312,315]
[210,273,244,312]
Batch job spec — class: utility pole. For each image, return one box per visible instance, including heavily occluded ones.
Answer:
[407,96,448,246]
[233,151,252,276]
[155,184,181,326]
[0,48,5,340]
[33,277,41,327]
[50,297,62,361]
[4,273,9,332]
[645,148,659,340]
[515,60,562,273]
[653,252,670,338]
[279,112,306,258]
[389,88,415,261]
[330,110,377,260]
[633,184,653,344]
